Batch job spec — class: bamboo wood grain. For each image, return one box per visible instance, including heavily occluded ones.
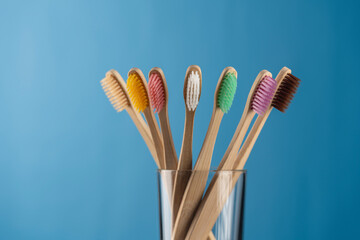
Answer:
[172,65,202,223]
[185,68,292,240]
[172,67,237,240]
[128,68,166,169]
[206,233,216,240]
[149,67,178,170]
[104,70,159,167]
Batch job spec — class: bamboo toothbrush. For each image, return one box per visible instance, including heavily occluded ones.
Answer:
[217,70,275,171]
[234,67,301,169]
[148,67,178,170]
[166,66,215,240]
[172,65,202,224]
[197,70,276,212]
[127,68,166,169]
[172,67,238,240]
[186,67,300,240]
[185,70,277,239]
[183,70,275,239]
[100,70,159,167]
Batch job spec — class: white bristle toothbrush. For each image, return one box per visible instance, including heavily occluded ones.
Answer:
[172,65,202,224]
[186,67,301,240]
[100,70,159,167]
[148,67,178,170]
[172,67,238,240]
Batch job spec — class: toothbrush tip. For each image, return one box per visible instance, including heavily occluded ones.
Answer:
[272,73,301,112]
[251,76,277,115]
[217,72,237,113]
[186,70,201,111]
[149,72,166,113]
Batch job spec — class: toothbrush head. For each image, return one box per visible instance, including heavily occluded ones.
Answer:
[217,70,237,113]
[101,70,130,112]
[186,70,201,111]
[126,69,149,112]
[148,72,166,113]
[272,73,301,112]
[251,76,277,116]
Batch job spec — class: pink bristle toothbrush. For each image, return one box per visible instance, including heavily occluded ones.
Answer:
[148,67,178,170]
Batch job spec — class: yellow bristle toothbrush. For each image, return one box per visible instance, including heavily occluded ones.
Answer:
[127,68,166,169]
[172,67,238,240]
[186,67,301,240]
[172,65,202,224]
[100,70,159,167]
[148,67,178,170]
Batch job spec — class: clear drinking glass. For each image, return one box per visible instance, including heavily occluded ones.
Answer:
[157,169,246,240]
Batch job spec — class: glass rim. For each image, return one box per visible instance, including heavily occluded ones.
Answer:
[157,169,247,173]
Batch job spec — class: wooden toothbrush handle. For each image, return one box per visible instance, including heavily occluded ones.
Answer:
[218,111,255,170]
[202,112,254,209]
[206,232,216,240]
[159,107,178,170]
[179,112,253,240]
[126,107,159,167]
[178,109,195,170]
[186,110,272,240]
[172,110,223,240]
[235,110,271,169]
[173,110,216,240]
[172,109,194,223]
[144,107,165,169]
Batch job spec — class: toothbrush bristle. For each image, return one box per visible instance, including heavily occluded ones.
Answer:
[251,76,277,115]
[186,71,200,111]
[101,75,129,112]
[148,72,166,113]
[126,73,149,112]
[272,73,301,112]
[217,72,237,113]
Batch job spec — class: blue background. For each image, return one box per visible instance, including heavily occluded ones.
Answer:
[1,0,360,239]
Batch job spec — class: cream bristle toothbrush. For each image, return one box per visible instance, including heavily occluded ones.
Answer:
[172,67,238,240]
[100,70,159,167]
[172,65,202,224]
[126,68,166,169]
[186,67,300,240]
[148,67,178,170]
